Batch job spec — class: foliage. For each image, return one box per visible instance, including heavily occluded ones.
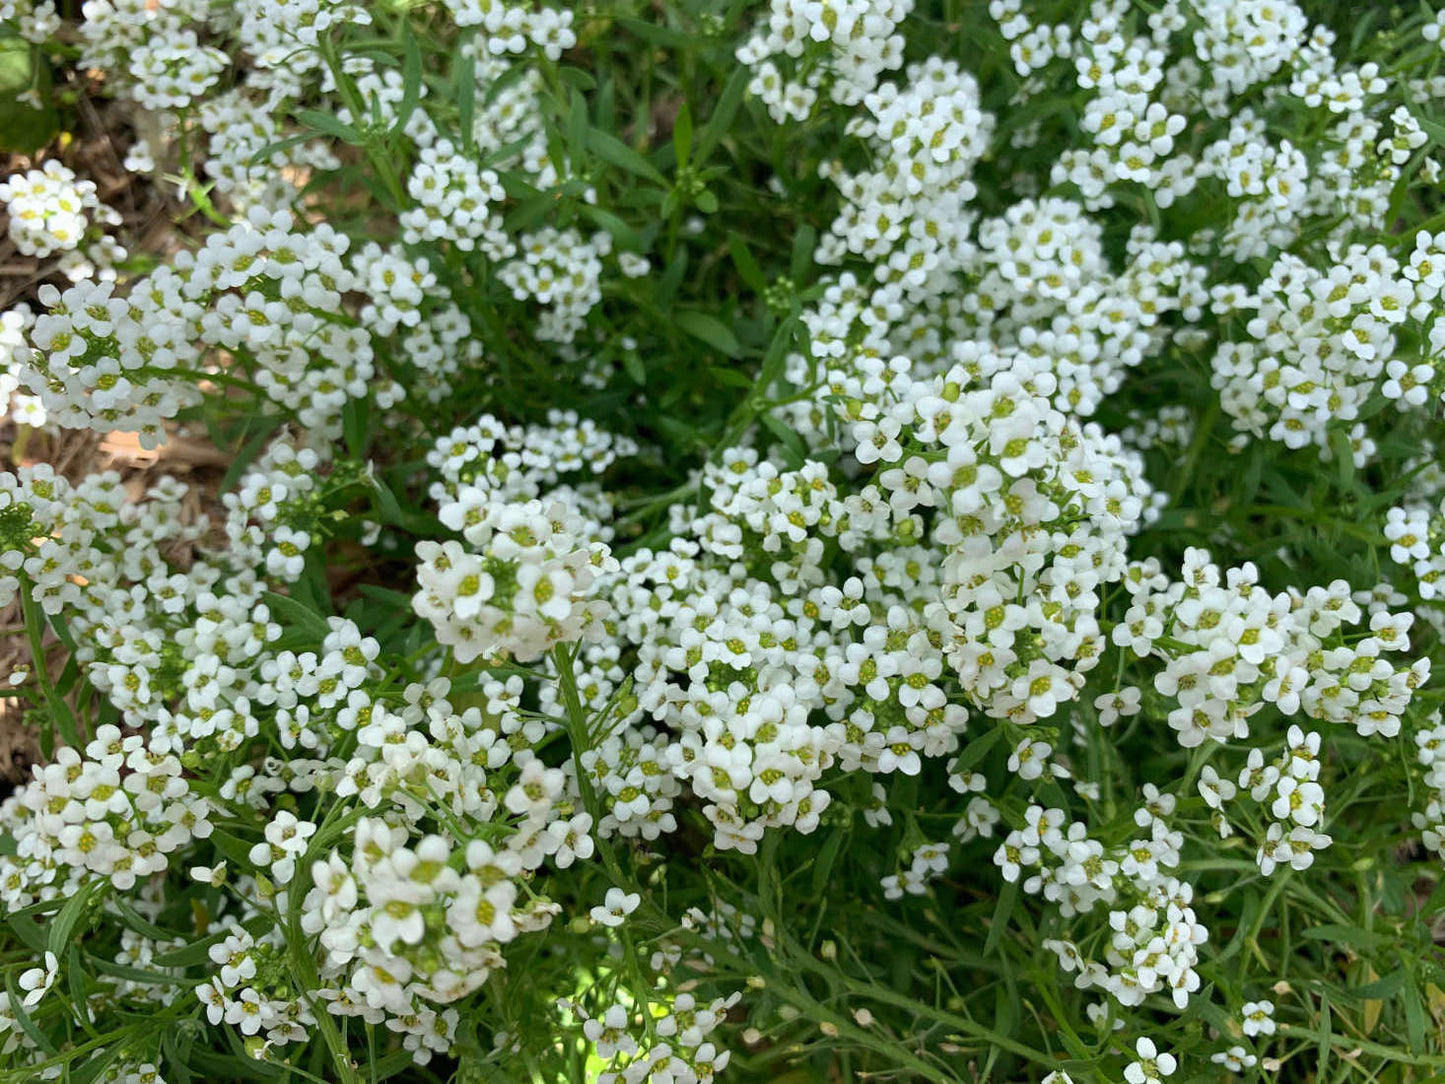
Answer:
[3,0,1445,1082]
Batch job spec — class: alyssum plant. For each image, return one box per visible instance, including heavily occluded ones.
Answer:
[2,0,1445,1080]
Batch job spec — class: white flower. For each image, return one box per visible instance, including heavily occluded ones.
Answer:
[590,887,641,927]
[1241,1000,1276,1037]
[18,952,58,1007]
[1124,1037,1177,1084]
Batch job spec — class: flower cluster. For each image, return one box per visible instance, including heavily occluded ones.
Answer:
[5,0,1445,1079]
[0,160,124,273]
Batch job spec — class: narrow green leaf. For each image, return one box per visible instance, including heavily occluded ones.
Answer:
[695,66,748,166]
[343,396,371,459]
[7,914,46,953]
[676,311,742,357]
[709,365,752,388]
[729,234,768,294]
[622,351,646,386]
[655,249,688,311]
[673,101,693,170]
[296,109,365,146]
[456,40,477,156]
[760,413,805,467]
[559,66,597,91]
[47,880,97,959]
[1353,968,1406,1000]
[567,91,588,168]
[790,223,816,282]
[1405,982,1427,1052]
[392,24,423,137]
[263,591,331,640]
[109,898,174,942]
[984,878,1019,958]
[614,15,689,46]
[580,205,641,251]
[588,129,667,186]
[809,828,847,899]
[1302,924,1391,950]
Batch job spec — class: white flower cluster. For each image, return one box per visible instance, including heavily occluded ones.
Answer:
[127,29,228,110]
[0,723,212,899]
[816,57,992,288]
[1385,500,1445,601]
[737,0,912,122]
[0,306,46,425]
[0,160,124,273]
[415,498,616,663]
[0,0,59,41]
[437,0,575,59]
[497,227,611,344]
[1210,246,1424,454]
[1412,711,1445,857]
[19,208,458,446]
[198,89,342,210]
[563,990,740,1084]
[1115,548,1425,747]
[412,410,641,662]
[400,139,512,256]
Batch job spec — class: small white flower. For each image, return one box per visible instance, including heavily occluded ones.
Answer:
[590,887,641,927]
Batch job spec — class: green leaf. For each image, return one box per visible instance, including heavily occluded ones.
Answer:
[559,66,597,91]
[69,1042,127,1084]
[754,313,798,397]
[262,590,331,640]
[676,311,742,357]
[7,913,46,953]
[0,36,57,153]
[1302,924,1391,950]
[695,66,748,166]
[1353,968,1407,1000]
[47,880,97,959]
[694,188,718,214]
[392,24,424,137]
[790,224,816,283]
[761,413,806,468]
[655,249,688,311]
[296,109,366,146]
[809,827,847,899]
[110,897,174,942]
[161,1027,195,1084]
[588,129,667,186]
[614,15,689,46]
[456,41,477,156]
[950,724,1006,776]
[729,234,768,294]
[343,396,371,459]
[983,878,1019,958]
[580,205,641,251]
[1405,981,1427,1052]
[673,101,693,170]
[567,91,589,169]
[708,365,752,388]
[210,829,260,868]
[622,350,646,385]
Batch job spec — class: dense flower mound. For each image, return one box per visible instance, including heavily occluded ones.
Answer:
[3,0,1445,1081]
